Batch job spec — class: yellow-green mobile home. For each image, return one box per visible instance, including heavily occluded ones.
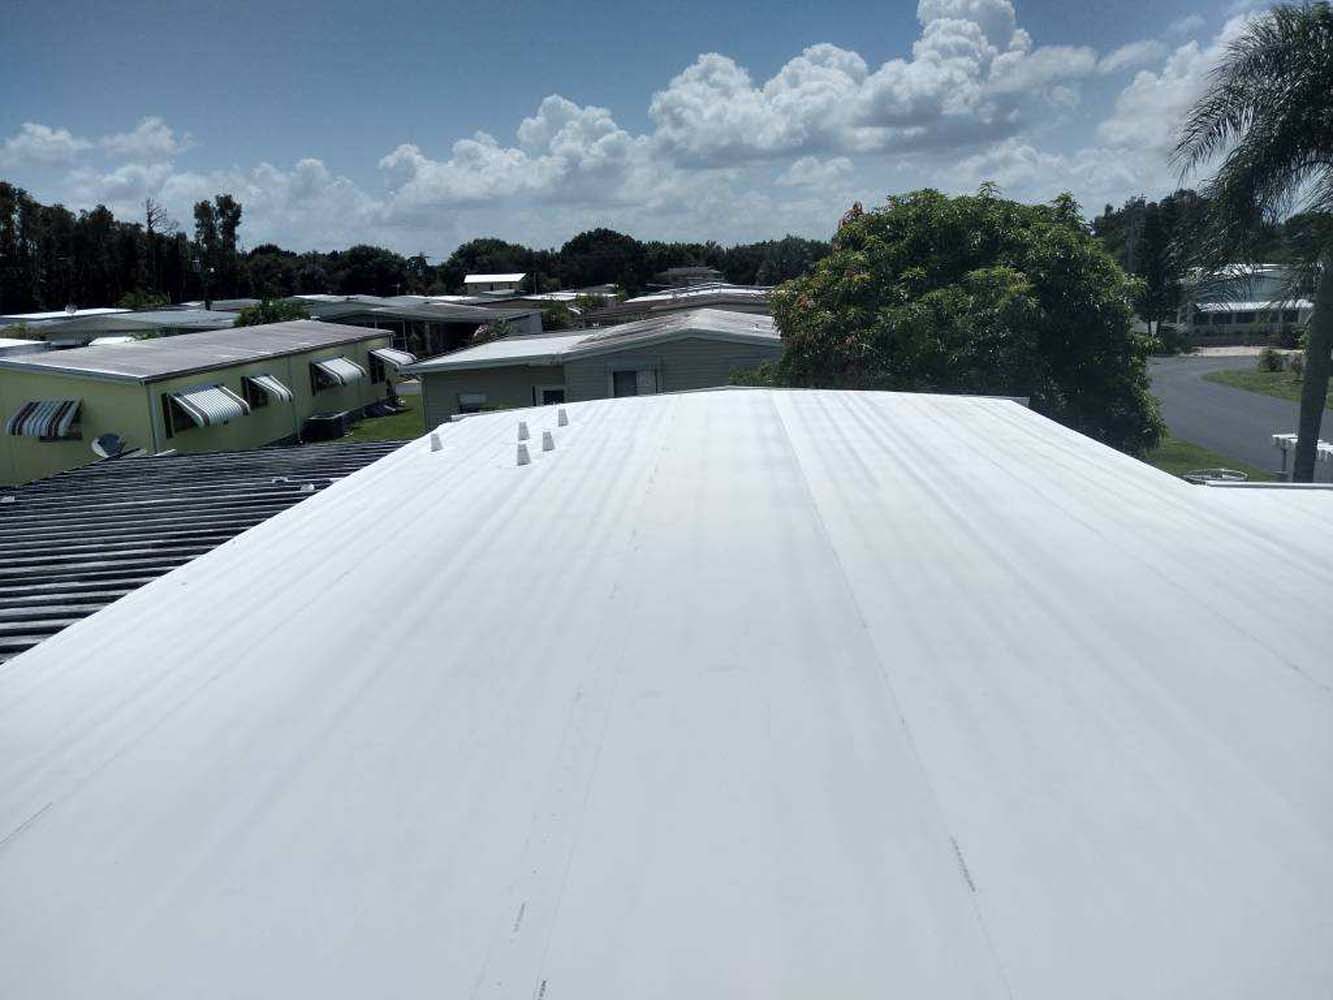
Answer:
[0,320,414,485]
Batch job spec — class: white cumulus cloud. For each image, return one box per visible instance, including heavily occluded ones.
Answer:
[100,116,192,162]
[0,122,92,168]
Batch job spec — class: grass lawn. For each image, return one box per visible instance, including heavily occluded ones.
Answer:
[1142,432,1274,481]
[1202,368,1333,409]
[343,396,426,442]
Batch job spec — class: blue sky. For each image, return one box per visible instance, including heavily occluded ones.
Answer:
[1,0,1263,255]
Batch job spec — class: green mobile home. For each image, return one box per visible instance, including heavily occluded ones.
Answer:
[0,320,414,485]
[407,308,781,426]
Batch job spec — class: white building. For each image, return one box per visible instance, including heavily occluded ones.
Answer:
[1178,264,1314,338]
[463,272,527,294]
[0,388,1330,997]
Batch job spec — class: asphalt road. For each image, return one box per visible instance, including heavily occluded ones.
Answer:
[1149,354,1297,472]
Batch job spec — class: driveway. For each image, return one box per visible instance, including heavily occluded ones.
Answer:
[1149,354,1297,473]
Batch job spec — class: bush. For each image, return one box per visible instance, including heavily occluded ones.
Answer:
[1153,324,1191,356]
[1257,346,1286,372]
[1274,325,1302,349]
[542,303,575,330]
[729,361,778,387]
[1289,352,1305,377]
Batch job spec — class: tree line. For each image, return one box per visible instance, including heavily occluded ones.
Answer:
[0,182,830,314]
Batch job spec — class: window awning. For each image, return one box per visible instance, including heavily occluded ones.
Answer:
[5,399,81,439]
[312,357,367,386]
[169,384,250,428]
[369,347,417,369]
[244,374,294,403]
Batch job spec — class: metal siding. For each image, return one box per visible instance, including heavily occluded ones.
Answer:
[564,336,782,401]
[420,365,566,423]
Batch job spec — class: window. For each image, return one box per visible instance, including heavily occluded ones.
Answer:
[611,369,658,397]
[612,370,639,397]
[369,355,386,384]
[310,357,367,392]
[5,399,82,441]
[243,379,269,409]
[458,392,487,414]
[162,384,250,435]
[242,374,294,409]
[1211,313,1231,325]
[1283,310,1299,323]
[537,386,566,405]
[1234,312,1256,325]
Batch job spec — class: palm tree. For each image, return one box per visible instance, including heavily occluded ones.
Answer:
[1175,2,1333,481]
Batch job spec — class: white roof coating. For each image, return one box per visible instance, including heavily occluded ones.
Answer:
[1195,299,1314,312]
[465,272,527,283]
[1,388,1331,998]
[410,308,778,373]
[410,330,593,369]
[626,281,772,304]
[0,306,128,323]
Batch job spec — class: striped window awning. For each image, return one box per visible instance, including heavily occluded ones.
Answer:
[244,374,295,403]
[312,357,367,386]
[169,384,250,428]
[369,347,417,369]
[5,399,82,440]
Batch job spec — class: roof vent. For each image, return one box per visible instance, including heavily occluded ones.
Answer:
[557,408,568,427]
[517,443,531,466]
[542,430,555,452]
[429,431,442,452]
[517,421,530,441]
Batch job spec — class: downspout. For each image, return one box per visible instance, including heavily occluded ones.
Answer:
[146,380,161,453]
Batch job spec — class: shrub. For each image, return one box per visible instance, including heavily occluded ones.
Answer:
[1257,346,1285,372]
[1289,352,1305,378]
[1153,324,1191,356]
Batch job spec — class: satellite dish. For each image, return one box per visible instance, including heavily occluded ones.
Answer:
[92,433,125,458]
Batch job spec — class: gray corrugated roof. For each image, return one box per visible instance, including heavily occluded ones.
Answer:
[0,320,390,383]
[0,440,402,663]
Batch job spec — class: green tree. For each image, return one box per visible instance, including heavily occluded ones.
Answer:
[541,302,576,330]
[234,299,311,327]
[771,189,1163,455]
[1175,1,1333,481]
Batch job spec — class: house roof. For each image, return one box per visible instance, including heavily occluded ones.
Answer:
[464,272,526,284]
[1,387,1329,996]
[408,330,591,371]
[1195,300,1314,312]
[26,309,237,338]
[0,440,402,663]
[0,320,392,383]
[0,306,128,324]
[407,308,778,373]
